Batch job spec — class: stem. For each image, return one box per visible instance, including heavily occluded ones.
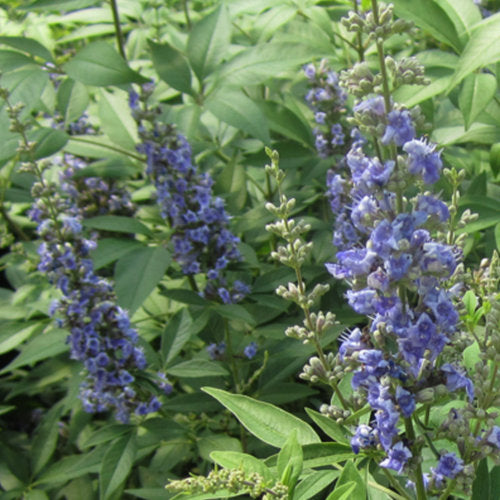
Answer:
[0,204,29,241]
[353,0,365,61]
[381,468,412,500]
[69,136,145,162]
[224,318,240,393]
[182,0,191,29]
[109,0,126,60]
[404,417,427,500]
[437,479,456,500]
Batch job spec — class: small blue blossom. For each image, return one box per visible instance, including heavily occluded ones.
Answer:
[243,342,258,359]
[207,342,226,360]
[432,452,464,480]
[381,109,415,146]
[403,139,443,184]
[441,364,474,401]
[351,424,378,454]
[380,441,412,474]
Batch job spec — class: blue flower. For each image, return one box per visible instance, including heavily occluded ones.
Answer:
[351,424,378,454]
[432,452,464,479]
[380,441,412,473]
[381,109,415,146]
[403,139,443,184]
[441,364,474,401]
[243,342,258,359]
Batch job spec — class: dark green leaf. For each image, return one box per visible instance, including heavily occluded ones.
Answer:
[203,387,320,447]
[187,4,231,81]
[115,246,171,314]
[31,404,64,475]
[0,50,37,71]
[57,78,89,125]
[161,288,208,306]
[149,41,193,95]
[83,215,152,236]
[205,89,270,143]
[459,73,497,130]
[1,328,68,374]
[162,309,194,363]
[472,458,490,500]
[167,359,229,378]
[214,162,247,212]
[91,238,143,270]
[0,36,53,61]
[211,304,256,326]
[294,470,339,500]
[100,434,137,500]
[489,465,500,500]
[335,461,366,499]
[305,408,350,444]
[72,158,139,179]
[80,424,134,449]
[63,42,147,86]
[29,128,69,159]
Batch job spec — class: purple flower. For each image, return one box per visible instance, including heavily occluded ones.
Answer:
[207,342,226,360]
[396,386,415,417]
[380,441,412,473]
[243,342,258,359]
[432,452,464,479]
[441,364,474,401]
[381,109,415,146]
[351,424,378,453]
[403,139,443,184]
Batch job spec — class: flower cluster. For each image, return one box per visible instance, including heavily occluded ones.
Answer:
[303,61,347,158]
[29,182,161,423]
[320,30,485,489]
[130,85,249,303]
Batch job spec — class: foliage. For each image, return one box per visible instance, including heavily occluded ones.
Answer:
[0,0,499,499]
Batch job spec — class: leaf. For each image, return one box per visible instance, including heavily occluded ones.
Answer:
[187,4,231,81]
[463,290,478,316]
[73,158,139,179]
[210,451,273,481]
[83,215,152,236]
[0,321,43,355]
[63,41,147,86]
[57,78,89,125]
[325,482,357,500]
[432,124,500,146]
[161,288,208,306]
[115,246,171,315]
[294,470,339,500]
[203,387,320,447]
[305,408,350,444]
[197,435,242,462]
[205,89,270,143]
[100,434,137,500]
[24,491,49,500]
[496,223,500,252]
[0,50,38,71]
[80,424,134,449]
[0,68,49,114]
[211,304,256,326]
[98,89,138,151]
[335,461,366,499]
[1,328,68,374]
[472,458,490,500]
[29,127,69,159]
[212,42,312,86]
[0,36,53,61]
[459,73,497,130]
[447,13,500,91]
[149,41,193,95]
[489,465,500,500]
[214,162,247,212]
[91,238,143,270]
[162,309,193,363]
[31,403,64,475]
[167,359,229,378]
[490,143,500,177]
[433,0,481,45]
[277,430,303,493]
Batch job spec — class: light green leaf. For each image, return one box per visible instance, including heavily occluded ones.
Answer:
[203,387,320,447]
[394,68,453,107]
[98,89,138,151]
[1,328,68,374]
[277,430,302,493]
[0,50,38,71]
[30,127,69,159]
[463,290,478,317]
[187,4,231,81]
[100,434,137,500]
[149,41,193,95]
[57,78,89,125]
[214,162,247,212]
[205,89,270,143]
[459,73,497,130]
[0,322,43,355]
[392,0,462,52]
[197,435,242,462]
[294,470,339,500]
[433,0,481,45]
[64,41,147,86]
[0,68,49,114]
[31,404,64,475]
[24,491,50,500]
[447,13,500,91]
[115,246,171,314]
[0,36,53,61]
[83,215,152,236]
[325,482,357,500]
[210,451,272,481]
[305,408,350,444]
[432,124,500,146]
[167,359,229,378]
[335,461,366,500]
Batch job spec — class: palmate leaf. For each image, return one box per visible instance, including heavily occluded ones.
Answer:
[203,387,320,448]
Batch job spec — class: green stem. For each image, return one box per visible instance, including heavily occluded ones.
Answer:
[437,479,456,500]
[353,0,365,61]
[405,417,427,500]
[182,0,192,29]
[224,318,240,393]
[109,0,126,60]
[381,468,412,500]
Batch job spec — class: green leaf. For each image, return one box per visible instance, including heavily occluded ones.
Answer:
[1,328,68,374]
[0,36,53,61]
[29,127,69,159]
[100,434,136,500]
[98,89,138,151]
[433,0,481,46]
[277,430,302,493]
[0,321,43,355]
[73,158,139,179]
[335,461,366,499]
[489,465,500,500]
[57,78,89,125]
[463,290,478,316]
[490,143,500,177]
[0,68,49,114]
[447,13,500,91]
[205,89,270,143]
[63,41,147,86]
[203,387,320,447]
[472,458,490,500]
[187,4,231,81]
[91,238,143,270]
[305,408,349,444]
[325,482,357,500]
[167,359,229,378]
[0,50,38,71]
[115,246,171,315]
[23,491,49,500]
[211,304,256,326]
[294,470,339,500]
[389,0,462,52]
[214,162,247,212]
[495,223,500,252]
[31,403,64,475]
[301,443,356,468]
[149,41,193,95]
[459,73,497,130]
[161,288,208,306]
[210,451,273,482]
[432,124,500,146]
[162,309,193,363]
[80,424,134,449]
[197,435,242,462]
[83,215,152,236]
